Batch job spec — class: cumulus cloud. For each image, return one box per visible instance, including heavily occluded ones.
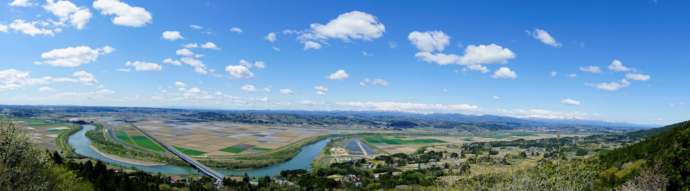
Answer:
[550,71,558,77]
[241,84,256,92]
[225,65,253,78]
[408,31,450,52]
[125,61,162,71]
[579,65,602,74]
[314,86,328,95]
[229,27,242,34]
[303,41,322,50]
[594,79,630,91]
[162,58,181,66]
[162,31,183,41]
[279,88,294,95]
[296,11,385,50]
[359,78,388,87]
[528,28,561,47]
[7,19,59,36]
[410,31,516,74]
[625,73,650,81]
[265,32,277,42]
[608,59,631,72]
[72,70,97,84]
[0,69,101,92]
[43,0,92,30]
[37,45,113,67]
[560,98,581,106]
[179,57,208,74]
[201,42,219,49]
[337,101,478,114]
[175,48,194,56]
[9,0,35,7]
[92,0,152,27]
[38,86,55,92]
[492,67,517,79]
[327,69,349,80]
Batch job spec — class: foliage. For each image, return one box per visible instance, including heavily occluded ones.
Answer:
[0,121,92,191]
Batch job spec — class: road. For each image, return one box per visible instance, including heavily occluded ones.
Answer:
[355,139,369,156]
[130,123,224,186]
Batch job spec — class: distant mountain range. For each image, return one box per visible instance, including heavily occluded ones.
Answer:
[0,104,655,132]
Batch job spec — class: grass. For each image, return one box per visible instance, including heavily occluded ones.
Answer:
[363,135,445,145]
[130,135,166,152]
[220,145,248,153]
[173,146,206,156]
[56,124,81,158]
[115,130,135,145]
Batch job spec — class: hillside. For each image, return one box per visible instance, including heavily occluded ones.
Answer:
[598,120,690,189]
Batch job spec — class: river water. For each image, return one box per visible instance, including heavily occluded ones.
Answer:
[68,125,330,177]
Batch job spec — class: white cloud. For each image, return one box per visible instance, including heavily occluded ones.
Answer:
[459,44,516,65]
[175,48,194,56]
[594,79,630,91]
[183,43,198,48]
[303,41,322,50]
[162,31,183,41]
[550,71,558,77]
[625,73,650,81]
[608,59,631,72]
[568,73,577,78]
[9,0,35,7]
[579,65,602,73]
[560,98,581,106]
[408,31,450,52]
[201,42,219,49]
[414,52,461,65]
[225,65,253,78]
[38,45,113,67]
[327,69,349,80]
[43,0,92,30]
[179,57,208,74]
[337,101,478,114]
[359,78,388,87]
[241,84,256,92]
[72,70,97,84]
[314,86,328,95]
[279,88,293,95]
[492,67,517,79]
[174,81,186,88]
[0,24,7,32]
[492,96,501,100]
[265,32,277,42]
[92,0,152,27]
[125,61,162,71]
[498,108,593,120]
[254,61,266,69]
[8,19,59,36]
[229,27,242,34]
[297,11,385,50]
[528,28,561,47]
[38,86,54,92]
[189,25,202,30]
[162,58,181,66]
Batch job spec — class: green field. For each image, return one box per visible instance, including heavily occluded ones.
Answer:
[115,131,135,145]
[363,135,445,145]
[220,145,248,153]
[130,135,165,152]
[173,146,206,156]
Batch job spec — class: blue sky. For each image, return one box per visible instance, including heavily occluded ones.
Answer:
[0,0,688,125]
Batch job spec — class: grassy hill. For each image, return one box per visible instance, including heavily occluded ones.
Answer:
[598,120,690,189]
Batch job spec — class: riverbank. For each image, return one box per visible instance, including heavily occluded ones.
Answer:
[89,145,165,166]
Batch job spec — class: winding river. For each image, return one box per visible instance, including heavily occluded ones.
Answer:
[69,125,330,177]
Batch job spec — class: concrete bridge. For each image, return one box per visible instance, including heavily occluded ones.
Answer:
[130,123,224,186]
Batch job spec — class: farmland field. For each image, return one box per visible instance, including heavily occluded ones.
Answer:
[363,135,446,145]
[173,146,206,156]
[131,135,165,152]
